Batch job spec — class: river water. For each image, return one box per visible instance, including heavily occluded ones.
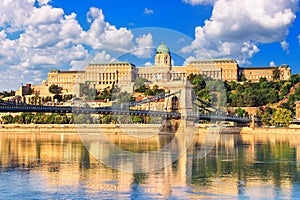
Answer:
[0,131,300,199]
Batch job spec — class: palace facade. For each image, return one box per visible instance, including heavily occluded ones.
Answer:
[43,42,291,94]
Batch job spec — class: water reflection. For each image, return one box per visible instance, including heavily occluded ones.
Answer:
[0,132,300,199]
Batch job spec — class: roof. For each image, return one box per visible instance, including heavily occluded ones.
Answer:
[189,59,237,64]
[59,70,85,73]
[156,42,170,54]
[49,70,85,73]
[88,62,135,67]
[135,96,144,101]
[240,67,278,70]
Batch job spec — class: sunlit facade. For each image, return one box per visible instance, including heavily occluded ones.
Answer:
[45,43,291,94]
[240,65,291,82]
[48,70,85,93]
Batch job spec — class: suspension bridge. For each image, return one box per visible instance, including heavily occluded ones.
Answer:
[0,81,253,124]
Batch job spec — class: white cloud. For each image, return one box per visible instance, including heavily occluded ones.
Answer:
[63,45,88,61]
[59,13,83,41]
[0,1,88,89]
[0,0,35,28]
[132,33,154,58]
[18,25,61,48]
[0,31,6,41]
[270,61,276,66]
[93,50,114,63]
[144,8,154,15]
[83,7,134,51]
[144,61,153,67]
[30,55,56,65]
[0,3,154,89]
[183,0,298,64]
[183,56,196,66]
[281,41,289,51]
[0,2,63,30]
[298,35,300,44]
[171,59,175,66]
[182,0,216,5]
[38,0,51,6]
[25,6,63,26]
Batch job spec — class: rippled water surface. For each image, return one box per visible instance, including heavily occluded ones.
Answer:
[1,132,300,199]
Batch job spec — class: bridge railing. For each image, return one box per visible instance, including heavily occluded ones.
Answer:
[0,101,252,123]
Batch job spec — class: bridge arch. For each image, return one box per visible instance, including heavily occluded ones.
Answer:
[171,96,179,112]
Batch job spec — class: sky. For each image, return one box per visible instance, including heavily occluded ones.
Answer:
[0,0,299,90]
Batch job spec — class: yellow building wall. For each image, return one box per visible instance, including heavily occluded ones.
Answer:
[241,65,291,82]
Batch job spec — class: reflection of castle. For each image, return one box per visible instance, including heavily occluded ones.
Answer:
[47,42,291,93]
[0,132,298,199]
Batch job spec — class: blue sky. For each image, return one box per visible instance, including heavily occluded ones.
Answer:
[0,0,299,90]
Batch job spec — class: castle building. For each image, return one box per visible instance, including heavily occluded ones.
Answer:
[239,65,291,82]
[48,70,85,93]
[85,62,135,90]
[44,42,291,95]
[130,43,241,82]
[137,42,173,82]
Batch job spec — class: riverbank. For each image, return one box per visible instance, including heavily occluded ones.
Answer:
[241,127,300,134]
[0,124,164,135]
[0,124,299,134]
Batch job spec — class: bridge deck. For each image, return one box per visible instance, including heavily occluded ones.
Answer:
[0,104,252,123]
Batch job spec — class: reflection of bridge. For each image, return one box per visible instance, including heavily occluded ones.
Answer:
[0,81,252,124]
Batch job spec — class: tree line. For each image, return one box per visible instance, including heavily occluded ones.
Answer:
[187,73,300,127]
[1,113,70,124]
[187,73,300,110]
[1,112,162,125]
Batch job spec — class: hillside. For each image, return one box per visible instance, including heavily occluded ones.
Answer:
[277,82,300,107]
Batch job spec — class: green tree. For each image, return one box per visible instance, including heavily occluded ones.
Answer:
[80,84,96,100]
[190,74,206,92]
[266,89,279,104]
[13,115,23,124]
[63,94,73,102]
[135,84,147,93]
[239,74,247,82]
[152,85,165,96]
[279,81,291,99]
[1,114,14,124]
[197,88,211,102]
[130,116,143,123]
[49,84,62,94]
[290,74,300,85]
[234,108,248,118]
[272,68,281,81]
[262,113,272,126]
[228,81,237,91]
[73,114,93,124]
[21,113,34,124]
[2,90,16,97]
[134,77,148,89]
[97,87,112,100]
[49,84,63,102]
[99,114,114,124]
[271,108,292,127]
[145,88,154,96]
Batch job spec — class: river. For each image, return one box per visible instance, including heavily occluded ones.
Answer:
[0,131,300,199]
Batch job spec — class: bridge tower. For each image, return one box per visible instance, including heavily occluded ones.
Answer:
[162,80,195,131]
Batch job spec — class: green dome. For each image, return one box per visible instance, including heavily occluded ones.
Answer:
[156,42,170,54]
